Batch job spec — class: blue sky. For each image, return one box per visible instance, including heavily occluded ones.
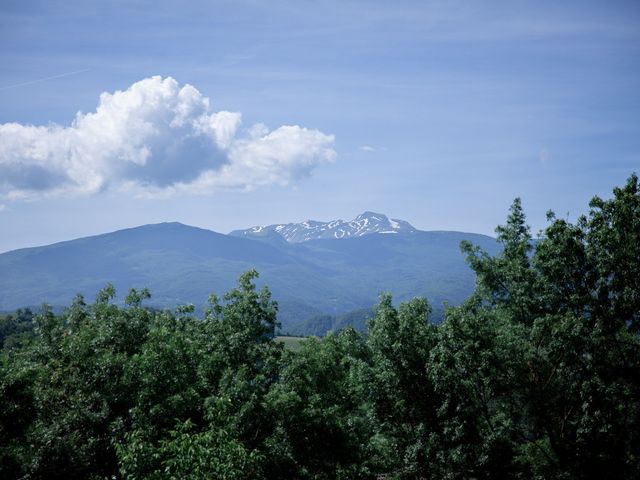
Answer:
[1,0,639,252]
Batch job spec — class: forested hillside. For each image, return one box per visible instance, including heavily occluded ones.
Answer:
[0,219,499,333]
[1,175,638,479]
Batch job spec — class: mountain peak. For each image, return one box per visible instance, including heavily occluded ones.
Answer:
[355,211,387,221]
[231,212,416,243]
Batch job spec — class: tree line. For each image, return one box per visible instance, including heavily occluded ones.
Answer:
[1,174,639,479]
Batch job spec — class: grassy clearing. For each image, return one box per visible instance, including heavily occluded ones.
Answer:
[275,336,306,352]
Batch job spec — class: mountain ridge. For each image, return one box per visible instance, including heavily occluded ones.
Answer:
[230,211,417,243]
[0,219,500,334]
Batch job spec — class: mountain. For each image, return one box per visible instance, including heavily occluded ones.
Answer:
[230,211,416,243]
[0,217,499,335]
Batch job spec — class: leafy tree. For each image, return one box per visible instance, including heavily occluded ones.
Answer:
[265,328,373,479]
[365,294,441,478]
[116,270,282,479]
[427,303,528,479]
[461,197,541,326]
[450,174,640,479]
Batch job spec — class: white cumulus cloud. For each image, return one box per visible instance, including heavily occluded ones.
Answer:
[0,76,336,200]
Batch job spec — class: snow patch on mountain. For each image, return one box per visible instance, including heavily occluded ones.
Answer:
[231,211,417,243]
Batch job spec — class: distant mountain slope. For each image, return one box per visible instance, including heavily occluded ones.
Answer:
[230,211,416,243]
[287,308,375,337]
[0,221,499,333]
[0,222,299,310]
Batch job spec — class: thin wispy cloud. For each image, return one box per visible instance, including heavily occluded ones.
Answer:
[0,69,90,91]
[359,145,376,152]
[0,76,336,200]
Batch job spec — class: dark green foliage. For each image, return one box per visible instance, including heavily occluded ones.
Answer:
[0,272,281,479]
[1,175,639,478]
[116,270,282,479]
[0,308,35,349]
[446,174,640,479]
[364,295,441,478]
[264,329,374,479]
